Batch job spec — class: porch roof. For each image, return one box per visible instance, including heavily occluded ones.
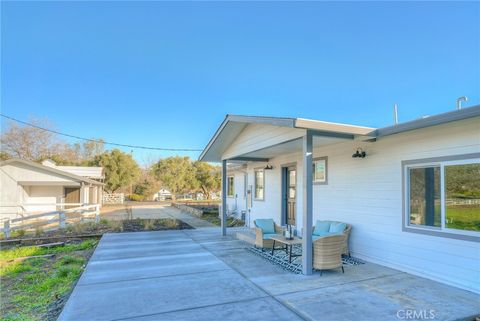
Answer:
[199,114,374,162]
[199,105,480,163]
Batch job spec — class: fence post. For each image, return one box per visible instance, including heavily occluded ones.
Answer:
[59,212,66,229]
[95,205,100,223]
[4,220,10,239]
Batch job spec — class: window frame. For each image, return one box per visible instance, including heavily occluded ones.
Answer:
[402,153,480,242]
[227,176,235,198]
[313,156,328,185]
[254,168,265,201]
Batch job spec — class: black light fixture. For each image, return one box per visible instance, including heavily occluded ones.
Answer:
[264,164,274,170]
[352,148,366,158]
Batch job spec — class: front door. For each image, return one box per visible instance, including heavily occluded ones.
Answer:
[285,167,296,226]
[64,187,80,208]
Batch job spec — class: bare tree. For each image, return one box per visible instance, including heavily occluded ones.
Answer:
[0,118,63,161]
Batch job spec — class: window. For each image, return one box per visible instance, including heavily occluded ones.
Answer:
[313,157,327,184]
[254,169,264,200]
[408,166,441,227]
[227,176,234,197]
[445,163,480,231]
[289,169,296,199]
[404,156,480,240]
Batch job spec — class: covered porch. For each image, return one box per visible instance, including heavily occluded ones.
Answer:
[211,119,374,275]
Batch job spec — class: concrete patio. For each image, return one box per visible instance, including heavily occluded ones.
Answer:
[59,228,480,321]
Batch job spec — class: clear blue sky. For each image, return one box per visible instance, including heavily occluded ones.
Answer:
[2,1,479,164]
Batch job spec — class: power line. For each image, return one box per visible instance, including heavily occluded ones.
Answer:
[0,114,204,152]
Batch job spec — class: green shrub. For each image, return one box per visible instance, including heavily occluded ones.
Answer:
[128,194,144,202]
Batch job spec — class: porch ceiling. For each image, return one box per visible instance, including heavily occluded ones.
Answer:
[238,135,348,160]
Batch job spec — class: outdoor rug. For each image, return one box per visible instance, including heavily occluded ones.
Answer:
[247,245,364,274]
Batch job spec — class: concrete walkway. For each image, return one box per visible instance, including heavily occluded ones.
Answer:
[59,228,480,321]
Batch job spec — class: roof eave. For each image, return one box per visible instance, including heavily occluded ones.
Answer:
[375,104,480,137]
[0,159,105,186]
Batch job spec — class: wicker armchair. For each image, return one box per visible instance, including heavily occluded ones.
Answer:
[313,234,346,275]
[254,220,283,249]
[312,222,351,256]
[341,224,352,256]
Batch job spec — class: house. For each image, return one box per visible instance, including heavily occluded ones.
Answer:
[199,105,480,294]
[0,159,104,220]
[153,188,172,201]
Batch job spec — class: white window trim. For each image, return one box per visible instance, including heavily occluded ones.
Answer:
[254,168,265,201]
[402,154,480,242]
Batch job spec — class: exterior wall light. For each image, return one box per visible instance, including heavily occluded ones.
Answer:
[352,148,366,158]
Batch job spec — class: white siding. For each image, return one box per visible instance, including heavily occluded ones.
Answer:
[224,117,480,293]
[222,123,305,160]
[24,186,63,212]
[0,169,23,219]
[312,117,480,294]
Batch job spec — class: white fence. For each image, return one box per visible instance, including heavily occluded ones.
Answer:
[103,193,124,204]
[445,198,480,206]
[0,203,101,239]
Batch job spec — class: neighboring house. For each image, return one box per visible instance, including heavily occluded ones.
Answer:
[199,105,480,294]
[153,188,172,201]
[0,159,104,219]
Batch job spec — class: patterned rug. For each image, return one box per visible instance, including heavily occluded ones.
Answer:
[247,245,364,274]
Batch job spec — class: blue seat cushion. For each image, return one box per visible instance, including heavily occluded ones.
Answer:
[263,233,277,240]
[312,235,322,241]
[255,219,275,234]
[312,232,344,242]
[313,220,331,236]
[329,222,346,233]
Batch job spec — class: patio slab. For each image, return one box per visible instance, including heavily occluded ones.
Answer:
[277,272,480,321]
[127,297,304,321]
[59,227,480,321]
[90,238,203,261]
[78,251,229,285]
[60,269,267,320]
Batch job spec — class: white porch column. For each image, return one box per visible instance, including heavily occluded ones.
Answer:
[92,186,98,204]
[98,187,103,205]
[80,183,87,204]
[221,159,227,236]
[302,131,313,275]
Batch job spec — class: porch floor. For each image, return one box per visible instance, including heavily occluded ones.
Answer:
[59,227,479,321]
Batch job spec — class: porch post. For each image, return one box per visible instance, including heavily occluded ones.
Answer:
[302,131,313,275]
[221,159,227,236]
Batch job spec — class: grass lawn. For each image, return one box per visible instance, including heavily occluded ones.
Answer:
[0,239,98,321]
[446,205,480,231]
